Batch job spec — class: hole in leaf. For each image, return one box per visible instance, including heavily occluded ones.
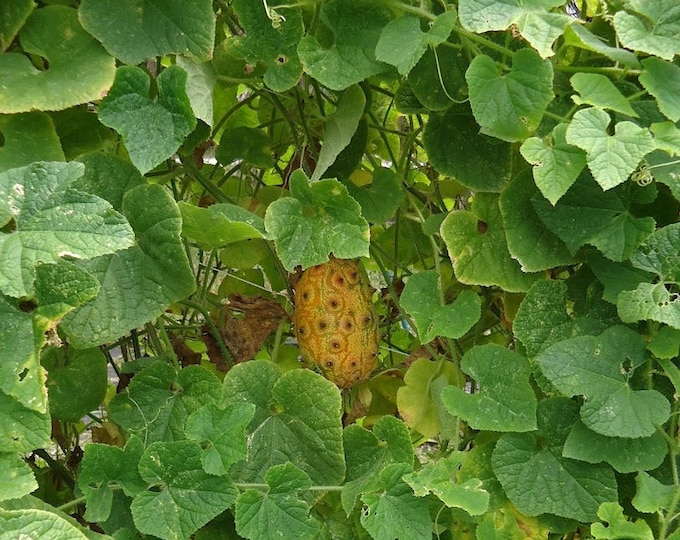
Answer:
[276,54,288,65]
[477,220,488,234]
[18,368,29,381]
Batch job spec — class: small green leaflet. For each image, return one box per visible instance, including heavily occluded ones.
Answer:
[235,463,319,540]
[458,0,573,58]
[98,65,197,174]
[131,440,238,540]
[180,202,269,249]
[297,0,390,90]
[633,472,676,514]
[79,0,216,65]
[562,25,639,68]
[400,271,481,343]
[343,167,404,224]
[375,11,458,76]
[536,326,670,438]
[613,0,680,61]
[264,170,369,271]
[570,73,637,117]
[466,49,554,142]
[520,123,587,205]
[491,432,618,522]
[231,0,304,92]
[0,6,115,113]
[591,502,654,540]
[639,58,680,123]
[312,85,366,182]
[565,107,655,190]
[360,463,432,540]
[442,344,537,432]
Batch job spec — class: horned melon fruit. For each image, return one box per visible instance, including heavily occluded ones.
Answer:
[293,257,379,388]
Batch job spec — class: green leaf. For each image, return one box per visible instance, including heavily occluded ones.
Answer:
[639,58,680,122]
[570,73,638,117]
[185,402,256,476]
[215,127,274,169]
[0,508,90,540]
[0,113,64,173]
[491,432,617,522]
[563,421,667,473]
[562,24,640,68]
[98,65,197,174]
[132,440,238,540]
[403,453,490,515]
[0,161,135,299]
[0,389,50,453]
[0,453,37,502]
[408,45,469,111]
[0,6,115,113]
[312,85,366,181]
[628,222,680,279]
[649,327,680,359]
[590,502,654,540]
[176,57,215,127]
[0,0,34,52]
[632,472,676,513]
[466,49,554,142]
[536,326,670,438]
[235,463,319,540]
[179,202,268,249]
[565,107,655,190]
[77,436,145,522]
[108,363,221,445]
[0,297,47,412]
[441,193,541,292]
[360,463,432,540]
[231,0,304,92]
[397,358,463,439]
[51,107,117,161]
[587,253,654,304]
[500,170,576,271]
[222,361,345,486]
[79,0,215,65]
[651,122,680,156]
[613,0,680,61]
[263,170,369,271]
[297,0,390,91]
[60,184,196,348]
[33,260,100,321]
[343,167,404,224]
[520,123,587,205]
[442,344,537,432]
[41,346,107,422]
[342,415,414,515]
[375,11,458,76]
[532,174,656,261]
[400,271,481,343]
[458,0,573,58]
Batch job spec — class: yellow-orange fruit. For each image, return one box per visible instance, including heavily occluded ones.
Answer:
[293,258,379,388]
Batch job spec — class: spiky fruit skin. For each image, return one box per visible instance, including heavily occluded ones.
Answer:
[293,258,379,389]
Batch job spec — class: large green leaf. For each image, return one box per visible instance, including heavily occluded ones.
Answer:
[0,6,115,113]
[235,463,319,540]
[458,0,572,58]
[375,11,458,76]
[0,161,134,299]
[491,432,617,522]
[565,107,655,190]
[0,113,64,173]
[179,202,268,249]
[131,440,238,540]
[570,73,638,117]
[231,0,303,92]
[424,106,511,192]
[98,65,196,174]
[639,58,680,122]
[441,193,541,292]
[297,0,390,90]
[0,453,37,502]
[400,271,481,343]
[79,0,215,65]
[532,174,656,262]
[466,49,554,142]
[563,24,640,67]
[613,0,680,61]
[107,362,221,445]
[263,170,369,271]
[343,167,404,224]
[442,344,537,432]
[536,326,670,438]
[222,361,345,486]
[0,508,90,540]
[60,184,196,348]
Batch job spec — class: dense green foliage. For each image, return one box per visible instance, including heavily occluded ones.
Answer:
[1,0,680,538]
